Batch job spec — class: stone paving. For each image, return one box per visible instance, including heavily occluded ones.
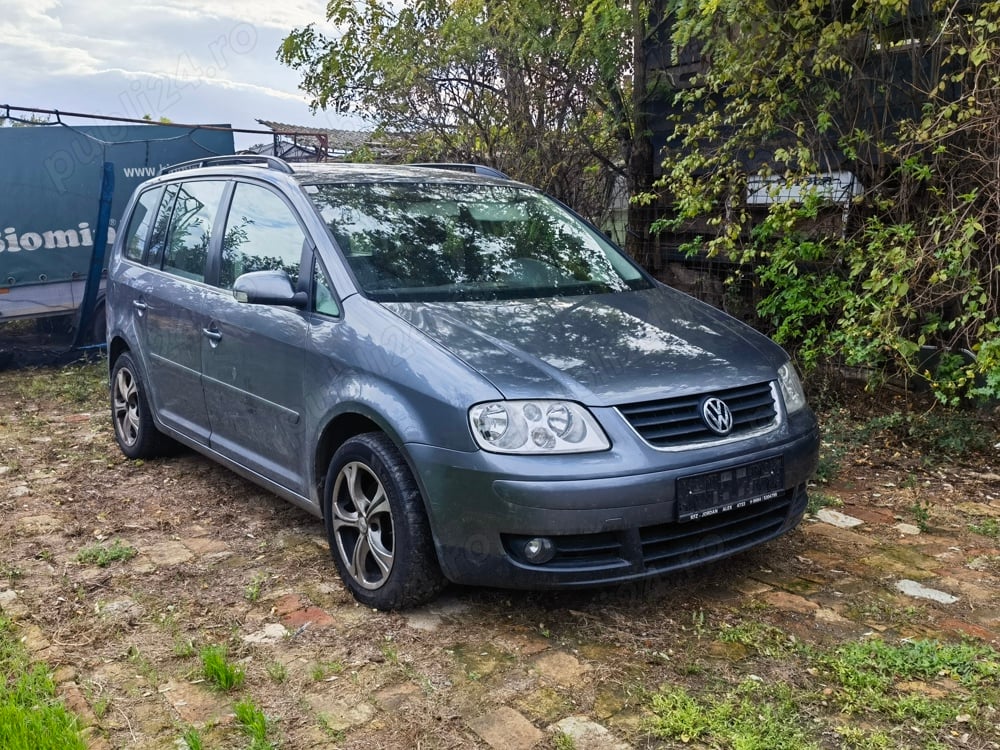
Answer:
[3,487,998,749]
[1,389,998,748]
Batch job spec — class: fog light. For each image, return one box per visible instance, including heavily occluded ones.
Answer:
[522,537,555,564]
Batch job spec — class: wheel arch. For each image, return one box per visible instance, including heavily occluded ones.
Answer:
[314,410,405,514]
[108,335,130,369]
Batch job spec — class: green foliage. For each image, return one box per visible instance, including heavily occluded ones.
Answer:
[0,619,87,750]
[18,359,106,406]
[277,0,632,223]
[818,638,999,722]
[648,680,818,749]
[969,518,1000,539]
[310,660,345,681]
[245,573,267,603]
[234,698,275,750]
[806,492,841,515]
[199,645,245,692]
[647,627,1000,748]
[173,637,196,658]
[266,661,288,683]
[910,499,932,532]
[181,727,204,750]
[657,0,1000,400]
[76,539,137,567]
[862,409,995,457]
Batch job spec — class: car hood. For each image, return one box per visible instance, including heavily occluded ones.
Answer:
[382,285,787,405]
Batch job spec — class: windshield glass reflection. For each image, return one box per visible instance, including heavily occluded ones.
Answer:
[307,182,650,302]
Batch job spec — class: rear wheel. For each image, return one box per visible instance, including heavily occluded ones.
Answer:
[110,352,172,459]
[323,432,445,610]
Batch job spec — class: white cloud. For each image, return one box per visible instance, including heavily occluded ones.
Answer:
[0,0,360,135]
[146,0,328,30]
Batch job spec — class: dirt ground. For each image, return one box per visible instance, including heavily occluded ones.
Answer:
[1,357,998,749]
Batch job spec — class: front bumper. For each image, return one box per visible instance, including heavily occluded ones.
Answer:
[407,410,819,589]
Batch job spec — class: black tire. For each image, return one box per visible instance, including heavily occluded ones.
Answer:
[323,432,445,610]
[110,351,172,459]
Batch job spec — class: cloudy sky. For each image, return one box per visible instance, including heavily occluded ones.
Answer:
[1,0,364,148]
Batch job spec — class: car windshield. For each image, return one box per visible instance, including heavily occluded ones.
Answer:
[306,182,651,302]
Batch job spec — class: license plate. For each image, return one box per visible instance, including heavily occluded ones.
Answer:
[676,457,784,521]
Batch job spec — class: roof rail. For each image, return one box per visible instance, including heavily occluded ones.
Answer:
[409,163,510,180]
[159,155,294,176]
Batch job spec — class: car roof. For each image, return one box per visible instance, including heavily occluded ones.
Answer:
[288,162,516,186]
[157,156,521,187]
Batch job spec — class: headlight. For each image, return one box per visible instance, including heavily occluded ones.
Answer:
[777,362,807,414]
[469,400,610,454]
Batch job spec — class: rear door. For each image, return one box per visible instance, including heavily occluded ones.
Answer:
[139,179,228,443]
[200,180,310,492]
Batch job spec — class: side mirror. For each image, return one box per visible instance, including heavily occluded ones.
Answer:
[232,270,307,308]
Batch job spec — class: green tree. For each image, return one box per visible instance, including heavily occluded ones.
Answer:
[279,0,654,231]
[654,0,1000,401]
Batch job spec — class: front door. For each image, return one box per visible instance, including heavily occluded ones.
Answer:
[200,181,310,492]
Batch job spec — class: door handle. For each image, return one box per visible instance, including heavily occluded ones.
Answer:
[132,300,147,311]
[202,328,222,342]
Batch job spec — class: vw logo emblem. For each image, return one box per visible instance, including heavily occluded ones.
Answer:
[701,397,734,435]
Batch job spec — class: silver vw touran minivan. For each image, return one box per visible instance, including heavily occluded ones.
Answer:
[107,156,819,609]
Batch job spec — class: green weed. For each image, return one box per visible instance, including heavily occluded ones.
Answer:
[969,518,1000,539]
[380,641,399,664]
[718,620,797,658]
[199,645,244,692]
[1,564,24,583]
[844,597,926,629]
[181,726,204,750]
[317,715,346,742]
[126,645,159,683]
[245,574,267,603]
[863,410,995,459]
[910,500,931,532]
[0,618,88,750]
[266,661,288,683]
[76,539,137,567]
[234,698,275,750]
[648,680,817,749]
[817,638,999,732]
[813,408,857,483]
[18,359,106,406]
[310,660,345,681]
[834,725,894,749]
[807,491,841,514]
[646,631,999,748]
[91,696,110,719]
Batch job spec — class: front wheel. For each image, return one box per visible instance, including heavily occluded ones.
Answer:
[323,433,445,610]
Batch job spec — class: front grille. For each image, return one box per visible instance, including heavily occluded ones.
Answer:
[618,382,778,448]
[640,491,793,571]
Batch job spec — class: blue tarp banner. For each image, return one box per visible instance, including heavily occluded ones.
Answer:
[0,124,234,289]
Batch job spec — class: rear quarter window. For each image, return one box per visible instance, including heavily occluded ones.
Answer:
[122,186,165,262]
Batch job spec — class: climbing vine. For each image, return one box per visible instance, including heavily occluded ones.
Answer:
[656,0,1000,402]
